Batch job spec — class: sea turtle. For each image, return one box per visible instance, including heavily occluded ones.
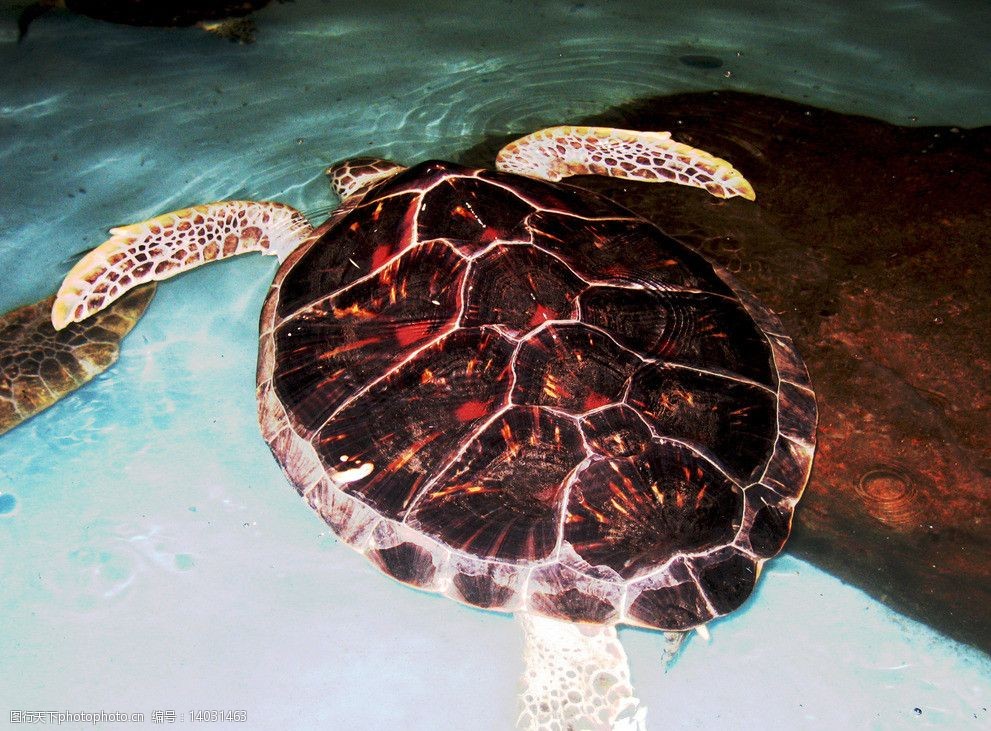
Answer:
[51,127,817,729]
[18,0,272,43]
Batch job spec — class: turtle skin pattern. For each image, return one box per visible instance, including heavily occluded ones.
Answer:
[257,161,816,631]
[0,285,154,435]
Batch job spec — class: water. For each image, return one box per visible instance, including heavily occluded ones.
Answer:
[1,1,989,729]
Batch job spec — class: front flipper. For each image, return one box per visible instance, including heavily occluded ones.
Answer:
[52,200,311,330]
[496,125,755,200]
[0,284,154,436]
[518,612,646,731]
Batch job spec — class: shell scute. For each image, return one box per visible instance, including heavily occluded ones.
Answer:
[477,167,626,219]
[462,244,584,334]
[580,405,653,459]
[417,170,534,254]
[367,522,441,588]
[511,323,640,414]
[407,406,582,562]
[626,559,710,630]
[563,440,743,580]
[741,483,795,558]
[273,240,465,433]
[526,211,736,297]
[627,364,777,484]
[451,561,524,610]
[276,191,418,318]
[526,561,622,623]
[693,548,759,616]
[761,435,816,500]
[579,286,775,386]
[315,327,515,519]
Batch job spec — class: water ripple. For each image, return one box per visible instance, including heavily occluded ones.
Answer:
[0,94,66,118]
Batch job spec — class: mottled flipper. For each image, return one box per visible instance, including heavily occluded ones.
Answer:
[197,18,257,43]
[52,201,311,330]
[496,125,755,200]
[518,613,645,731]
[0,284,155,435]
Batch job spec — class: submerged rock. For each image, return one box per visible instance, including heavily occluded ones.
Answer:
[465,91,991,653]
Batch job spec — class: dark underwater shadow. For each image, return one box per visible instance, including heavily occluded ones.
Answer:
[463,91,990,654]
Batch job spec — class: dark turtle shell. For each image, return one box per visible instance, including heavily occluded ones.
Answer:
[256,160,816,630]
[47,0,268,27]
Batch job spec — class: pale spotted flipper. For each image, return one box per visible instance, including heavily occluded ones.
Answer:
[518,613,646,731]
[52,201,311,330]
[0,284,155,436]
[496,125,756,200]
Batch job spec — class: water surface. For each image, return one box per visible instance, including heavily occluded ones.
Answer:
[1,1,989,729]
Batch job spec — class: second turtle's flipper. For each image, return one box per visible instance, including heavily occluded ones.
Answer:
[1,284,155,436]
[496,125,756,200]
[197,18,257,43]
[52,200,311,330]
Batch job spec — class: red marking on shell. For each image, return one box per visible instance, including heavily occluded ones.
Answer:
[394,321,433,346]
[583,392,612,412]
[455,399,492,422]
[385,431,444,474]
[479,226,501,244]
[318,336,381,359]
[528,303,558,329]
[371,244,392,269]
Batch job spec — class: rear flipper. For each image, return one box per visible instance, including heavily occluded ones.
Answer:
[52,200,311,330]
[518,612,646,731]
[0,284,155,436]
[496,125,755,200]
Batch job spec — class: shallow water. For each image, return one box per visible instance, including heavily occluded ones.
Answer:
[1,1,989,729]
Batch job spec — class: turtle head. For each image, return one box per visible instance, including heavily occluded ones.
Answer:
[326,157,406,202]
